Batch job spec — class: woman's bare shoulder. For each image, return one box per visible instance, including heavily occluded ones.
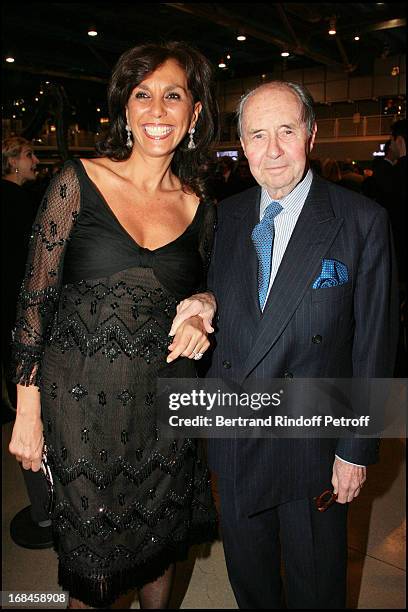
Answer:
[79,157,125,181]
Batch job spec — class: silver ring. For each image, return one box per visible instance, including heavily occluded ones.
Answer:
[193,352,204,360]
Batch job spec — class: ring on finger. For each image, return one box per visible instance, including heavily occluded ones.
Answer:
[192,351,204,360]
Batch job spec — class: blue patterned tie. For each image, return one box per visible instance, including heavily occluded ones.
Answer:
[251,201,283,310]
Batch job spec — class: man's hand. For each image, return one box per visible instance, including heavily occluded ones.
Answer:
[331,457,366,503]
[167,315,211,363]
[169,292,217,336]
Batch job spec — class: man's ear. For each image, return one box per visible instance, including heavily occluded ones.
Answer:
[308,122,318,154]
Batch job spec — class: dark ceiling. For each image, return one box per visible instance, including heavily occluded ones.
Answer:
[2,2,406,110]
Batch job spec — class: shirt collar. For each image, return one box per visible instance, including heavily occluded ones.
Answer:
[260,168,313,219]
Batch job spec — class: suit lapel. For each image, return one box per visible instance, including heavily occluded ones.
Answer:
[222,187,261,331]
[242,175,344,379]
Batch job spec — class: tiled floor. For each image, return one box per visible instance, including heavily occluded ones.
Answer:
[2,422,405,609]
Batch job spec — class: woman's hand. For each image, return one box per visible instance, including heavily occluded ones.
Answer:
[169,292,217,336]
[9,415,44,472]
[9,384,44,472]
[167,315,211,363]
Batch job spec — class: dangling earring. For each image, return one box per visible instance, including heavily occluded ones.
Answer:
[188,127,196,150]
[15,167,19,174]
[125,124,133,149]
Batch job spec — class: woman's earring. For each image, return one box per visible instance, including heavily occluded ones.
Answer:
[188,127,196,150]
[15,167,19,174]
[125,124,133,149]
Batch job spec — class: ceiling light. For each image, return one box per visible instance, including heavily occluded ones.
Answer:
[261,74,266,79]
[39,90,44,95]
[237,34,246,41]
[218,60,227,68]
[5,56,15,63]
[281,51,290,57]
[226,54,231,60]
[354,35,360,41]
[88,28,98,37]
[96,107,101,112]
[328,18,337,35]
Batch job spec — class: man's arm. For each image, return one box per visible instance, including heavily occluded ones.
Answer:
[334,205,398,501]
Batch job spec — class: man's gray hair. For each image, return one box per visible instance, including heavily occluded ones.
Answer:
[236,81,316,138]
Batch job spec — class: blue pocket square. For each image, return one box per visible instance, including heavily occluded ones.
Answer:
[312,259,349,289]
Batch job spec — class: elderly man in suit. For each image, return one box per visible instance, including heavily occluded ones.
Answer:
[169,81,398,609]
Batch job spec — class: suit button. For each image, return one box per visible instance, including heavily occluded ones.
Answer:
[283,371,293,378]
[312,334,322,344]
[222,360,231,369]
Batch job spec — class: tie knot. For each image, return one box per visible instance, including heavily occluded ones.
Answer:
[263,200,283,222]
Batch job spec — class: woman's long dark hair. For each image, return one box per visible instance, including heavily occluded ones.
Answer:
[96,41,219,199]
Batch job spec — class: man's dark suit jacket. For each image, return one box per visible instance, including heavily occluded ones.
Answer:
[206,173,399,516]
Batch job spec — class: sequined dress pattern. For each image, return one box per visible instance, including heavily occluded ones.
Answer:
[11,160,217,607]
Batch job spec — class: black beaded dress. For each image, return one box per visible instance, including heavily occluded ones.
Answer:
[11,159,218,608]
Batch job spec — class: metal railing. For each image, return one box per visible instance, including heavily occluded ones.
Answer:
[316,114,403,139]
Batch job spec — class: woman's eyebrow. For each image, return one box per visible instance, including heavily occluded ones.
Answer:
[135,83,187,92]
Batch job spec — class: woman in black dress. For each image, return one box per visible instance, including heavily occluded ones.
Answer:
[9,42,219,609]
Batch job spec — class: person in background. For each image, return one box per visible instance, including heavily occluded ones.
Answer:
[214,155,245,201]
[236,157,257,190]
[362,139,396,210]
[338,159,364,192]
[322,158,342,184]
[390,119,407,289]
[2,137,39,408]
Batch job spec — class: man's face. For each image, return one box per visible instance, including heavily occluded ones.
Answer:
[240,86,317,199]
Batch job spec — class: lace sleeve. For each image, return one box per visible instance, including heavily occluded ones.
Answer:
[10,163,80,386]
[198,200,217,284]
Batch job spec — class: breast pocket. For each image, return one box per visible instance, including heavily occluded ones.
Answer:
[311,283,353,303]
